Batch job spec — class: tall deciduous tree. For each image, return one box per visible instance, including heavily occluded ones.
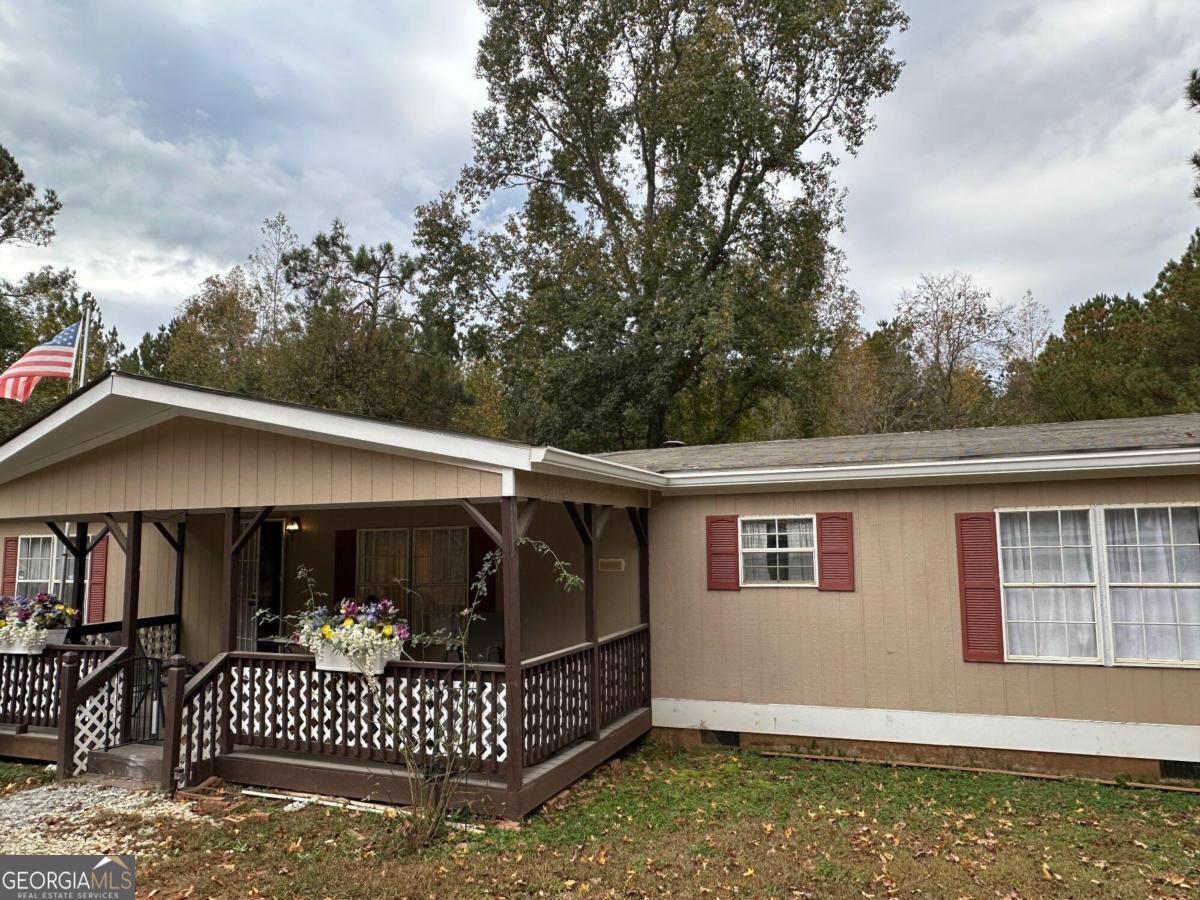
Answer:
[419,0,907,450]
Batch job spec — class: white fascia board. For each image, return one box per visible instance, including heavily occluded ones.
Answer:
[529,447,668,489]
[111,375,533,473]
[0,379,128,482]
[653,698,1200,762]
[658,447,1200,493]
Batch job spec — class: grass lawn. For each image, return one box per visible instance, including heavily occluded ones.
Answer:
[0,761,54,794]
[102,742,1200,898]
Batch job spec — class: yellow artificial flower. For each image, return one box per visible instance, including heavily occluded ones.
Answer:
[54,603,64,610]
[382,624,392,638]
[66,608,78,616]
[321,623,333,639]
[342,617,355,628]
[0,620,6,628]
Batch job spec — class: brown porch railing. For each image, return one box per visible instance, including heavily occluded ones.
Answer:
[57,645,130,774]
[176,652,510,790]
[521,642,593,766]
[598,624,650,727]
[0,645,111,730]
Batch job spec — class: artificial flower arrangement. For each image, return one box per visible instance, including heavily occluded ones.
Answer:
[294,597,411,674]
[0,593,79,654]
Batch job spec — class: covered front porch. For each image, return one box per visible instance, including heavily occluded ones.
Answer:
[0,374,657,817]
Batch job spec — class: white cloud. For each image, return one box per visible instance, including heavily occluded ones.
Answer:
[0,0,1196,347]
[837,0,1200,325]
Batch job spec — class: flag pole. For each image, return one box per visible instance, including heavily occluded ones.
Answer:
[76,299,92,391]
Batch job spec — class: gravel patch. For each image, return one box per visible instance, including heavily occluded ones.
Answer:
[0,779,198,857]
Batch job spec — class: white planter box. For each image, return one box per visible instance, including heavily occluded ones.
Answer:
[314,644,386,676]
[0,628,65,654]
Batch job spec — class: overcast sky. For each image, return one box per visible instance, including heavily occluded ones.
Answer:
[1,0,1198,344]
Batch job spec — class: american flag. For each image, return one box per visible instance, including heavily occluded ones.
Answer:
[0,321,82,403]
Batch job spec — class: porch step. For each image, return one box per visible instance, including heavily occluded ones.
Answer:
[87,743,165,783]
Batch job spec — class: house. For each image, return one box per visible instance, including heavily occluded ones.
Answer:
[0,373,1195,817]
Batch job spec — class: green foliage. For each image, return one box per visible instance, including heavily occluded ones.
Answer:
[1031,230,1200,421]
[418,0,908,450]
[0,144,61,247]
[121,216,475,429]
[1189,69,1200,203]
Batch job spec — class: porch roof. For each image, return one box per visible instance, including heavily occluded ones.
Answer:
[0,372,663,492]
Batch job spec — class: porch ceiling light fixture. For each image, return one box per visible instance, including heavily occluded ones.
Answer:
[285,516,302,536]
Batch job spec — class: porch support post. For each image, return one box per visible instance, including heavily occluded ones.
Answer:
[119,511,143,651]
[71,522,88,611]
[627,507,651,700]
[55,651,80,779]
[173,522,186,621]
[564,502,603,740]
[221,508,241,654]
[119,511,143,744]
[501,496,524,793]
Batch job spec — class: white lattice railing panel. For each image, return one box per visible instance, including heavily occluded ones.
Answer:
[179,670,224,786]
[200,656,508,774]
[137,622,179,660]
[72,669,126,774]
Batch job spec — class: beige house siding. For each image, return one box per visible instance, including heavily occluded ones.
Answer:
[515,472,652,509]
[650,475,1200,728]
[0,416,504,520]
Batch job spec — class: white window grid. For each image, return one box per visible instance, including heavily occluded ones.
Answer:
[1101,505,1200,665]
[14,530,89,604]
[737,515,819,588]
[996,507,1102,665]
[996,503,1200,669]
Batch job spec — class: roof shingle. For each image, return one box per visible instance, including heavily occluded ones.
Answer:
[597,414,1200,473]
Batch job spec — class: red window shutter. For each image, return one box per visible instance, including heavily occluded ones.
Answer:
[817,512,855,592]
[955,512,1005,663]
[333,529,358,603]
[86,535,109,624]
[1,537,17,596]
[706,515,740,591]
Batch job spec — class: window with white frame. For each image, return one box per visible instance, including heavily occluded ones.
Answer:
[15,533,87,604]
[739,516,817,586]
[356,528,410,601]
[998,509,1100,661]
[1104,506,1200,664]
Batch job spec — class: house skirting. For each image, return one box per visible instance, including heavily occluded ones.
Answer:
[651,699,1200,765]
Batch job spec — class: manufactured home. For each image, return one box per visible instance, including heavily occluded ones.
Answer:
[0,373,1196,816]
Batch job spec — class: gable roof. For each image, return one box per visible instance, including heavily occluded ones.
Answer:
[0,372,662,491]
[600,414,1200,473]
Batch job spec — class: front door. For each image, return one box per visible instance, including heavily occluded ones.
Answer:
[237,519,285,651]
